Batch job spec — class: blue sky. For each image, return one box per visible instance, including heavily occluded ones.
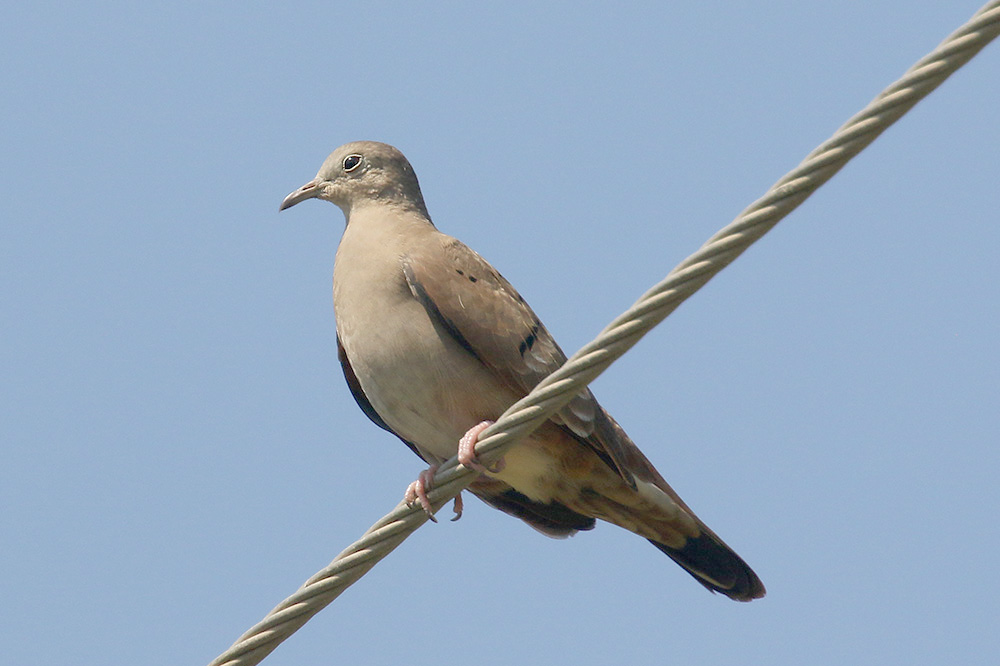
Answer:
[3,2,999,665]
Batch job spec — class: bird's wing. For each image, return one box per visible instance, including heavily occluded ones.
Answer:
[401,233,637,486]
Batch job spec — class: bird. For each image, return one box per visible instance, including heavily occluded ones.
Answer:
[279,141,765,602]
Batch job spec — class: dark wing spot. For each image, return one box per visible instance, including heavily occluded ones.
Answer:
[518,323,540,356]
[456,269,464,275]
[468,276,478,283]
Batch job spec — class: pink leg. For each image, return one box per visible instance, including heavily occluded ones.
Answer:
[404,465,439,522]
[458,420,505,474]
[404,464,465,522]
[450,492,464,522]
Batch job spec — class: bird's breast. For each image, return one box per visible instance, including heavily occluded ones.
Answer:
[332,224,514,462]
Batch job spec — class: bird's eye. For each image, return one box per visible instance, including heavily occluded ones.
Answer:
[343,154,363,172]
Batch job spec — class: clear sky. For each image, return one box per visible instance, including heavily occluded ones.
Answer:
[3,3,998,665]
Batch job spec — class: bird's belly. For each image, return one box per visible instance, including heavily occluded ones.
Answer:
[338,294,514,463]
[338,293,590,505]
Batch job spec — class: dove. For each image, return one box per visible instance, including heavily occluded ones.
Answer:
[279,141,765,601]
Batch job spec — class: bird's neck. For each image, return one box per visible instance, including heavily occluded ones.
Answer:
[346,200,435,231]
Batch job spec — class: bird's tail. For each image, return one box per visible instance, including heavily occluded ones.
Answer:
[645,521,765,602]
[580,484,766,601]
[585,414,766,601]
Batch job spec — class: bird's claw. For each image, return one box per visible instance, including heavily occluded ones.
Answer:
[458,420,506,474]
[404,465,465,522]
[450,492,464,521]
[404,465,439,522]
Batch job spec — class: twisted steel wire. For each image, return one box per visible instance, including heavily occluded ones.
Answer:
[209,4,1000,664]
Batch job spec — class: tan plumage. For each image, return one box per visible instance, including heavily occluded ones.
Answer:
[280,141,765,601]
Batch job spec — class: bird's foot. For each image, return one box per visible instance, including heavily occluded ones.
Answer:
[458,420,505,474]
[450,492,464,522]
[404,464,465,522]
[404,465,439,522]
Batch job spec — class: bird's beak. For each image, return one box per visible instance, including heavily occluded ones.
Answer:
[279,178,322,211]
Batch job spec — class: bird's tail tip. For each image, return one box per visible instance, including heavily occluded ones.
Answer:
[648,533,766,602]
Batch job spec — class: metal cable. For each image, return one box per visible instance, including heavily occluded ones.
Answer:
[209,4,1000,664]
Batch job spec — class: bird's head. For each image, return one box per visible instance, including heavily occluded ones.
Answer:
[279,141,429,219]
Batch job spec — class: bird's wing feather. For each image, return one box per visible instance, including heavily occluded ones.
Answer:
[401,234,637,486]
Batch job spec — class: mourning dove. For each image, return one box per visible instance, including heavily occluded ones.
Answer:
[280,141,765,601]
